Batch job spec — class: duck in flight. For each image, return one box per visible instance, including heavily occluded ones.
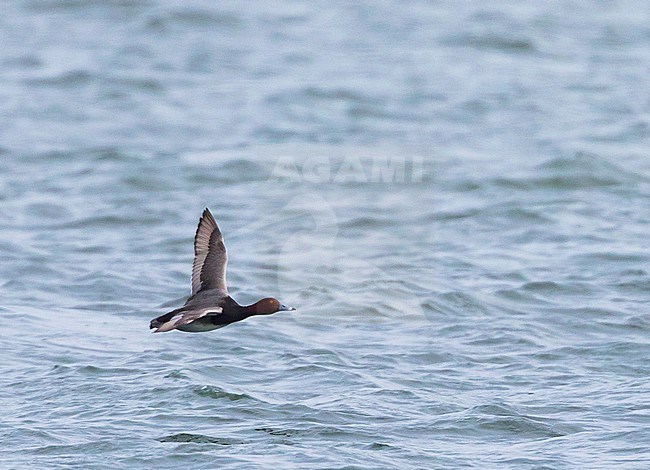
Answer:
[150,208,295,333]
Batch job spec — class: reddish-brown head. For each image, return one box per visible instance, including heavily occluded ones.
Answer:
[252,298,296,315]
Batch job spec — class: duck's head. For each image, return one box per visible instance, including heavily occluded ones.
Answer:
[252,298,296,315]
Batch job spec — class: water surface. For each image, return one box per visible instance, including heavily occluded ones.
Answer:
[1,1,649,468]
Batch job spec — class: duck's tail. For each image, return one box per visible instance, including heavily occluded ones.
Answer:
[149,307,185,333]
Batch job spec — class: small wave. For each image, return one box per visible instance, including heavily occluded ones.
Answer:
[520,281,593,296]
[435,291,493,317]
[255,427,296,437]
[26,70,93,87]
[442,34,536,53]
[157,433,243,445]
[366,442,394,450]
[59,214,161,229]
[25,202,72,220]
[181,156,268,183]
[340,216,394,229]
[463,403,582,439]
[108,76,163,93]
[193,385,253,402]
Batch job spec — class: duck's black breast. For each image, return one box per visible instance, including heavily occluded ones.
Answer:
[211,296,247,325]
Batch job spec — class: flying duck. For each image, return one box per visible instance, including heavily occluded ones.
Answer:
[150,208,295,333]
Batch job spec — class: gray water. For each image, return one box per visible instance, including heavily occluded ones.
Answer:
[1,1,649,468]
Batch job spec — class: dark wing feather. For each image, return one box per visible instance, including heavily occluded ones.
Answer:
[151,306,223,333]
[191,208,228,295]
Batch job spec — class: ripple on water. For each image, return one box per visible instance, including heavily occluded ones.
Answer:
[1,1,649,468]
[451,402,583,440]
[156,433,244,445]
[493,153,639,190]
[192,385,254,402]
[442,33,537,53]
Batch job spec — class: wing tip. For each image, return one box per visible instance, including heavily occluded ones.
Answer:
[201,207,215,223]
[196,208,217,237]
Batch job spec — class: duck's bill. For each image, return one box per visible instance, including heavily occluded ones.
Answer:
[279,304,296,311]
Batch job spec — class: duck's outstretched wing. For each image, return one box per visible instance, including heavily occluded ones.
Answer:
[150,306,223,333]
[191,208,228,295]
